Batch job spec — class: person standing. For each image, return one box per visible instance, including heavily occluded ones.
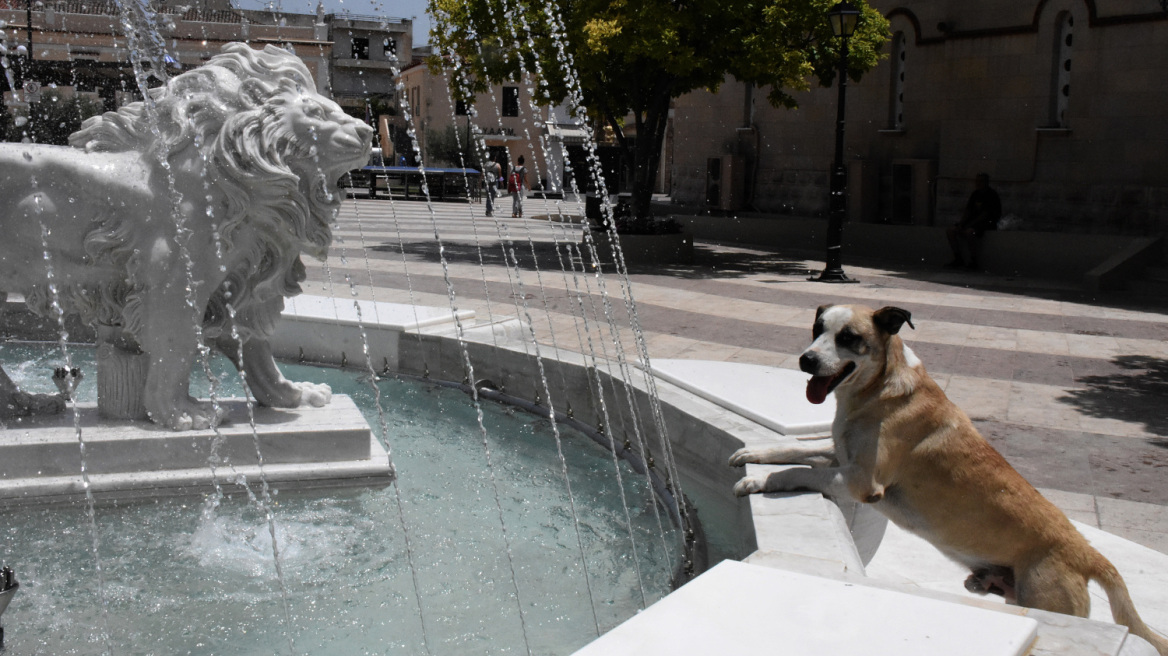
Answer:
[484,160,500,216]
[946,173,1002,270]
[508,155,527,218]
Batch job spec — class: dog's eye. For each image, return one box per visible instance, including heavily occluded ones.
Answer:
[836,329,862,349]
[812,321,824,339]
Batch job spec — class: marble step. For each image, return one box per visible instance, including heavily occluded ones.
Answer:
[0,395,391,506]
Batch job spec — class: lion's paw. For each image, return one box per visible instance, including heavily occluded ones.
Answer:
[294,382,332,407]
[9,390,66,417]
[733,476,766,497]
[728,447,762,467]
[149,398,226,431]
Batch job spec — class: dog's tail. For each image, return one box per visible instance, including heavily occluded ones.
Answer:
[1090,552,1168,655]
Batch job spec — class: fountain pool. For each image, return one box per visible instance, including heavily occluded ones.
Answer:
[0,343,682,654]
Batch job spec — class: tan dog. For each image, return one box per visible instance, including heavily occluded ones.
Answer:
[729,304,1168,654]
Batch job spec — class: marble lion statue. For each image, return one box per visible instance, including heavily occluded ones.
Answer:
[0,43,373,429]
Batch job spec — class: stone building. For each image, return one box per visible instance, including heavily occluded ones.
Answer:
[398,58,587,192]
[0,0,408,130]
[323,12,411,119]
[670,0,1168,235]
[0,0,333,108]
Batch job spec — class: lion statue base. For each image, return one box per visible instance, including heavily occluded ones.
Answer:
[0,43,373,430]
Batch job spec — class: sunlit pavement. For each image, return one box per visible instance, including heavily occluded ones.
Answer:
[312,195,1168,555]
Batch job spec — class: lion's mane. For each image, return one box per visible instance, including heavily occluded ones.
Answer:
[36,43,342,340]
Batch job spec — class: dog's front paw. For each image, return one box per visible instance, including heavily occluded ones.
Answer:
[728,447,761,467]
[733,476,766,497]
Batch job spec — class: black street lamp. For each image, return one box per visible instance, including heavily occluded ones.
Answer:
[812,1,862,283]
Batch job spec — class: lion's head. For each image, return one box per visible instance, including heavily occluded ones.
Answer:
[63,43,373,339]
[73,43,372,260]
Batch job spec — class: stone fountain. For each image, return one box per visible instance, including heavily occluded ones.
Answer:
[0,42,694,654]
[0,44,393,502]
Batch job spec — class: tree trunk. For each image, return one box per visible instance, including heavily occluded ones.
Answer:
[630,89,672,219]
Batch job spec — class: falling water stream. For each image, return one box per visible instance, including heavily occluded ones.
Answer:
[0,344,682,654]
[105,8,300,651]
[0,0,723,652]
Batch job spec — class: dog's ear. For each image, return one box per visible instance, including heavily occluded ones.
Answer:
[815,304,832,321]
[873,306,915,335]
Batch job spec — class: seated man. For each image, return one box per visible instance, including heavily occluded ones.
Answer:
[946,173,1002,270]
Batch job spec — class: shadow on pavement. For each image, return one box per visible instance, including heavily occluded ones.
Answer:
[868,262,1168,314]
[376,239,817,280]
[373,240,576,271]
[1061,354,1168,443]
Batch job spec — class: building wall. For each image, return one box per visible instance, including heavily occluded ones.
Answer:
[0,2,332,102]
[398,62,554,187]
[671,0,1168,235]
[0,1,413,139]
[327,16,411,106]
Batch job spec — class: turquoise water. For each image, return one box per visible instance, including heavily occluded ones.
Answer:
[0,344,680,655]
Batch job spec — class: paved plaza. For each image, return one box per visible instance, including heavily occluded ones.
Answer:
[312,195,1168,555]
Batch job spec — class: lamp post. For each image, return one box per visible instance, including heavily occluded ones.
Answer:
[812,1,862,283]
[25,0,32,59]
[11,0,34,89]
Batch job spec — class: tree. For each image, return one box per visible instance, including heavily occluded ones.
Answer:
[425,123,481,168]
[429,0,890,219]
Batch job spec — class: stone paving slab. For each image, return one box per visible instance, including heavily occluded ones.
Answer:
[311,199,1168,555]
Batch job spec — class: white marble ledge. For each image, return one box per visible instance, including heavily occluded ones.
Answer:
[284,294,474,330]
[644,359,835,437]
[864,514,1168,641]
[743,464,867,573]
[573,560,1039,656]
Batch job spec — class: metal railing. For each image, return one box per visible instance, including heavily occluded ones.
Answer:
[328,12,407,24]
[4,1,245,24]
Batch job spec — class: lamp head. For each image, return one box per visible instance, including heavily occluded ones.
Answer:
[828,1,862,38]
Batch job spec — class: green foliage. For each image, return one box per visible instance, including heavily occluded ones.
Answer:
[425,124,480,168]
[6,91,104,145]
[369,95,397,118]
[429,0,888,114]
[429,0,890,216]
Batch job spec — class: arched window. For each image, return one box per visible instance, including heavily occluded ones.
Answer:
[888,32,906,130]
[1051,12,1073,127]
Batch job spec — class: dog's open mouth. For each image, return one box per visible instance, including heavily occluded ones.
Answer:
[806,362,857,404]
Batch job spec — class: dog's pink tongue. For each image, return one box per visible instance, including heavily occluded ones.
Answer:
[806,376,832,405]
